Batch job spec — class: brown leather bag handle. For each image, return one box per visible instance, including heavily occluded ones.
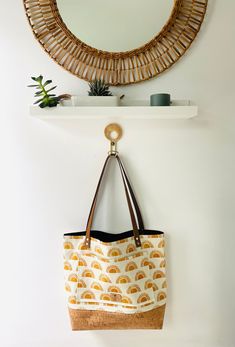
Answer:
[84,155,142,249]
[87,155,144,233]
[116,156,145,231]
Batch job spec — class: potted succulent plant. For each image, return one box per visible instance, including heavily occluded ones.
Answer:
[28,75,70,108]
[77,79,119,106]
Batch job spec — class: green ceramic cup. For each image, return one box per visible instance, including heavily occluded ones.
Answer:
[150,93,171,106]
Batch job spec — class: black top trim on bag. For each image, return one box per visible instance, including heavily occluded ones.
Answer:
[64,229,164,242]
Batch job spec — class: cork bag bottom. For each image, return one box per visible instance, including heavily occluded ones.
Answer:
[69,304,166,330]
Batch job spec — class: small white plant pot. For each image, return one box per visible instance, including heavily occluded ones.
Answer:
[77,96,120,107]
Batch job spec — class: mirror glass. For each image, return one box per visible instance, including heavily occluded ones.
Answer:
[56,0,175,52]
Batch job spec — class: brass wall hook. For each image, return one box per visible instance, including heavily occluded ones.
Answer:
[104,123,123,156]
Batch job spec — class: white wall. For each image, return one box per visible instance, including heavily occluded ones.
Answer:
[0,1,235,346]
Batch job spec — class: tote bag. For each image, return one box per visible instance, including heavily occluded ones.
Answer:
[63,154,166,330]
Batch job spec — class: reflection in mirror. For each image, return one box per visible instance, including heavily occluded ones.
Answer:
[56,0,175,52]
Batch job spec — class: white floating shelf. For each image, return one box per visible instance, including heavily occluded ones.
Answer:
[30,100,198,120]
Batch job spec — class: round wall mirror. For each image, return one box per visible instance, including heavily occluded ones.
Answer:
[56,0,175,52]
[23,0,208,85]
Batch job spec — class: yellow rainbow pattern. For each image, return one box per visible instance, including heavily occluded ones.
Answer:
[64,233,166,314]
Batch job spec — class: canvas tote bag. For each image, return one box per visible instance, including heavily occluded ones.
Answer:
[63,154,166,330]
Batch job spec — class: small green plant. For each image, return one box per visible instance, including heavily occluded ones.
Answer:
[28,75,70,108]
[88,79,113,96]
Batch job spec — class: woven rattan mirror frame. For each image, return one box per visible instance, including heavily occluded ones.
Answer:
[23,0,208,86]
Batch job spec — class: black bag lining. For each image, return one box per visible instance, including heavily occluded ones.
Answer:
[64,229,164,242]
